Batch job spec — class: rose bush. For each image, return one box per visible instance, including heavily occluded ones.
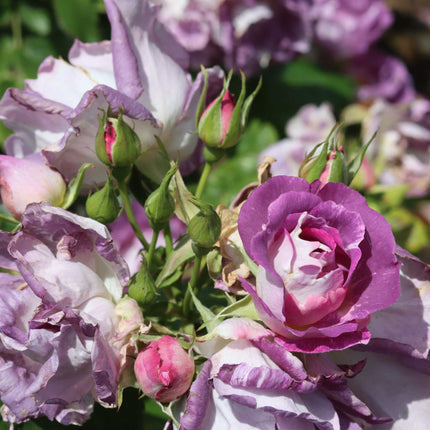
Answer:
[238,176,401,352]
[0,203,137,425]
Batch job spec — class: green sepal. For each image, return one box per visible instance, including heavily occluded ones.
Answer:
[195,65,209,129]
[95,108,141,167]
[198,71,233,148]
[110,109,141,167]
[301,139,330,182]
[221,70,246,149]
[241,74,263,130]
[347,131,376,184]
[61,162,93,209]
[327,148,348,184]
[95,110,110,165]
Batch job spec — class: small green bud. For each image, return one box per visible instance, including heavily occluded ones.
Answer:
[128,257,157,306]
[187,198,221,257]
[299,125,374,186]
[85,177,121,224]
[144,164,177,231]
[95,109,141,167]
[197,71,262,150]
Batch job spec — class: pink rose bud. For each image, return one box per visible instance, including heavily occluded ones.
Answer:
[200,90,235,146]
[134,336,194,402]
[197,70,262,151]
[95,109,141,167]
[0,155,66,218]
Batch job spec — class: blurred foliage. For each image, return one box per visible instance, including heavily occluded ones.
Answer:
[0,0,108,95]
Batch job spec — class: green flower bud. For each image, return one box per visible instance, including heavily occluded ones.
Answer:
[187,198,221,257]
[128,257,157,306]
[299,125,374,186]
[144,164,177,231]
[85,177,121,224]
[95,109,141,167]
[197,70,262,150]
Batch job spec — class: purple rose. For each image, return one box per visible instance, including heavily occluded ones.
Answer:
[313,0,393,59]
[0,0,223,187]
[155,0,312,76]
[348,49,416,103]
[238,176,400,352]
[329,248,430,429]
[362,98,430,197]
[179,318,386,429]
[0,203,134,425]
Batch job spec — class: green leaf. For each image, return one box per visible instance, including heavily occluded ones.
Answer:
[217,294,259,320]
[155,239,194,288]
[188,286,218,333]
[406,216,430,253]
[53,0,100,42]
[20,5,51,36]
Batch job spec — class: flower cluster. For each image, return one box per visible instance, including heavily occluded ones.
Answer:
[0,0,429,429]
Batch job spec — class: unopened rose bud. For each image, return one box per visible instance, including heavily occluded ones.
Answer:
[187,198,221,257]
[299,126,373,186]
[0,155,66,218]
[95,109,141,167]
[197,70,262,150]
[319,146,348,185]
[144,164,177,231]
[85,176,121,224]
[134,336,194,402]
[128,256,157,306]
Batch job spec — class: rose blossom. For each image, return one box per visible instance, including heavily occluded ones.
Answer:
[0,0,223,187]
[313,0,393,59]
[0,155,66,218]
[362,98,430,197]
[329,247,430,429]
[152,0,312,76]
[348,49,416,104]
[0,203,138,425]
[179,318,387,429]
[238,176,400,352]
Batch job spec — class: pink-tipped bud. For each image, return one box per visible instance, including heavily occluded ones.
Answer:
[197,70,262,150]
[199,90,236,148]
[0,155,66,218]
[134,336,194,402]
[95,109,141,167]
